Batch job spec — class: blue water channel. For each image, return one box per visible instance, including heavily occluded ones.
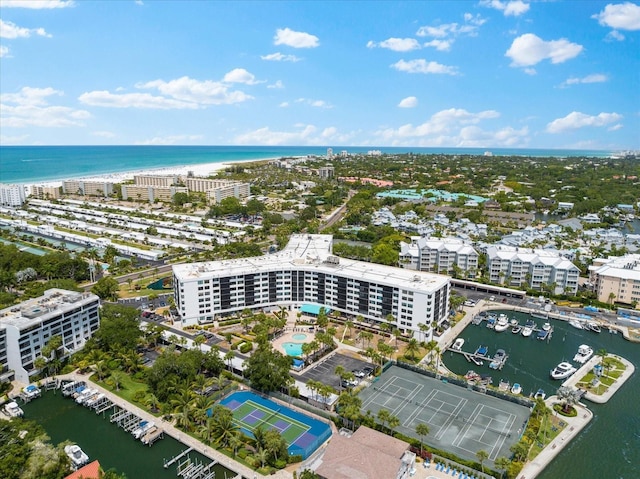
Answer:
[22,391,242,479]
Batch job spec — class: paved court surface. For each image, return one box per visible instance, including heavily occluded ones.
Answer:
[299,352,373,390]
[359,365,531,464]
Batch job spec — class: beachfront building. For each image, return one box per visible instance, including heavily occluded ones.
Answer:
[134,175,179,187]
[204,182,251,205]
[315,426,415,479]
[173,234,450,333]
[0,289,100,383]
[120,185,188,203]
[62,180,114,197]
[399,236,479,278]
[590,254,640,308]
[0,184,27,207]
[30,185,61,200]
[485,245,580,295]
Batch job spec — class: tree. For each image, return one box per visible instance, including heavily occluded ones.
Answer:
[377,408,391,432]
[556,386,580,414]
[415,423,430,456]
[243,341,293,392]
[405,338,420,361]
[596,348,607,365]
[91,276,120,301]
[94,304,142,352]
[476,449,489,473]
[209,405,238,448]
[193,334,206,351]
[494,456,511,479]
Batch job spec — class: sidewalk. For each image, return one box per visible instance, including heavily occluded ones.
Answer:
[517,396,593,479]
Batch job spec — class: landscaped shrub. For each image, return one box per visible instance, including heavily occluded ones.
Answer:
[132,390,146,402]
[239,341,253,353]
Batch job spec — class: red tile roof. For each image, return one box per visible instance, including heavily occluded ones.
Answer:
[65,460,101,479]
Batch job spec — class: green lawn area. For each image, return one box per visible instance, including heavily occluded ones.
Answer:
[93,372,149,405]
[528,416,564,459]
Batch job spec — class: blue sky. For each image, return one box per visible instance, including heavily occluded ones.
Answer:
[1,0,638,149]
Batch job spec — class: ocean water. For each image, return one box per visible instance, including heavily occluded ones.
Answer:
[0,145,612,184]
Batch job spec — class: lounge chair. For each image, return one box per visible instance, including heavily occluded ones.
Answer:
[446,466,450,473]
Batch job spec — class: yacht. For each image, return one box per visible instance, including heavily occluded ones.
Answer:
[521,320,535,337]
[3,401,24,418]
[534,388,546,400]
[587,323,601,333]
[569,319,585,330]
[489,349,506,369]
[452,338,465,351]
[76,388,96,405]
[494,315,510,332]
[474,345,488,358]
[573,344,594,364]
[511,324,522,334]
[64,444,89,469]
[133,420,155,439]
[550,361,577,380]
[85,393,105,407]
[537,329,550,340]
[542,322,551,331]
[511,383,522,395]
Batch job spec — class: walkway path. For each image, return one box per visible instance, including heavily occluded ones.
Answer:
[55,372,293,479]
[562,354,635,404]
[517,396,593,479]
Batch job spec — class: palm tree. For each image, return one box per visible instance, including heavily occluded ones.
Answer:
[111,371,124,391]
[145,393,161,413]
[405,338,420,361]
[254,447,268,469]
[596,348,607,366]
[171,388,194,431]
[476,449,489,473]
[494,456,511,479]
[94,361,109,381]
[224,350,235,372]
[193,334,206,351]
[387,414,400,436]
[335,365,346,391]
[415,423,430,456]
[418,322,429,343]
[392,328,402,350]
[229,431,243,457]
[210,405,238,448]
[377,408,391,432]
[360,331,374,349]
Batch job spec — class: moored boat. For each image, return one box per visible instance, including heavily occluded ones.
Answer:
[511,324,522,334]
[573,344,594,364]
[511,383,522,395]
[3,401,24,417]
[569,319,585,330]
[452,338,465,351]
[489,349,506,369]
[494,315,510,332]
[534,388,546,400]
[521,320,534,337]
[474,345,488,357]
[537,329,549,340]
[499,378,510,391]
[64,444,89,469]
[550,361,577,380]
[542,322,551,331]
[587,322,601,333]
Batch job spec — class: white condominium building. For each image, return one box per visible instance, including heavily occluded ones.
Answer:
[0,184,27,207]
[120,185,188,203]
[173,234,450,334]
[204,182,251,204]
[62,180,114,197]
[400,236,479,278]
[486,245,580,295]
[590,254,640,307]
[0,289,100,384]
[134,175,179,187]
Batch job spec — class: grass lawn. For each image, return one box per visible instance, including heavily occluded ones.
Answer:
[93,372,149,405]
[528,416,564,459]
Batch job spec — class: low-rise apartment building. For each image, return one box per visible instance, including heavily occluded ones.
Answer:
[486,245,580,295]
[399,236,479,278]
[590,254,640,308]
[31,185,61,200]
[62,180,114,197]
[120,185,188,203]
[134,175,179,187]
[0,289,100,383]
[173,234,450,334]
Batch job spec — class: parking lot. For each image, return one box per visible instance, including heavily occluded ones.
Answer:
[298,352,374,390]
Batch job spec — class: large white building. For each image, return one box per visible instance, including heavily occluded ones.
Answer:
[173,234,450,334]
[0,184,27,207]
[590,254,640,308]
[485,245,580,295]
[399,236,479,278]
[0,289,100,383]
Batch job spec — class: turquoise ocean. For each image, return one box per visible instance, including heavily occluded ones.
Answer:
[0,145,612,184]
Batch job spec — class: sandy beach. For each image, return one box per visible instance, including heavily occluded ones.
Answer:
[23,157,272,191]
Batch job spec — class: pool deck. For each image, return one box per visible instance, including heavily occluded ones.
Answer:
[272,328,315,357]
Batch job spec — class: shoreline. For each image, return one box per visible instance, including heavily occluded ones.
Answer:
[20,157,276,191]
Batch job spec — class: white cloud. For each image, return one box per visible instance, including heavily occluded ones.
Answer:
[273,28,319,48]
[606,29,626,41]
[524,68,537,75]
[0,19,51,39]
[374,108,527,147]
[0,0,74,8]
[222,68,260,85]
[135,134,204,145]
[91,130,116,138]
[505,33,583,67]
[234,124,353,146]
[278,102,289,108]
[560,73,608,87]
[391,59,459,75]
[608,123,623,131]
[138,76,253,106]
[1,86,90,128]
[295,98,333,109]
[0,45,9,57]
[398,96,418,108]
[481,0,530,17]
[79,90,199,109]
[546,111,623,133]
[0,134,29,144]
[592,2,640,30]
[268,80,284,89]
[367,37,421,52]
[260,52,301,62]
[423,39,451,51]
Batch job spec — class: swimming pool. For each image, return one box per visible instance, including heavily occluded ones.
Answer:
[282,342,304,357]
[292,333,307,341]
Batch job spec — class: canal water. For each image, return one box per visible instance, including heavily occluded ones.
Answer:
[22,391,240,479]
[442,311,639,479]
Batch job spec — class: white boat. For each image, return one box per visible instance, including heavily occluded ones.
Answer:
[489,349,506,369]
[588,323,601,333]
[452,338,465,351]
[569,319,584,330]
[22,384,41,400]
[75,388,96,404]
[550,361,577,380]
[521,325,533,337]
[133,420,155,439]
[534,388,546,400]
[498,379,510,391]
[64,444,89,469]
[511,383,522,395]
[85,393,105,407]
[511,324,522,334]
[542,322,551,331]
[494,315,510,332]
[573,344,594,364]
[3,401,24,417]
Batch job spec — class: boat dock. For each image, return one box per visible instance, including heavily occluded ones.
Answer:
[142,426,164,446]
[164,448,194,468]
[176,456,219,479]
[446,347,509,370]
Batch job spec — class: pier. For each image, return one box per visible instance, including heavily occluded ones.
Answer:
[176,456,218,479]
[164,447,194,468]
[447,347,509,370]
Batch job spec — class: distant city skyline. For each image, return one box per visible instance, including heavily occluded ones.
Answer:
[0,0,638,149]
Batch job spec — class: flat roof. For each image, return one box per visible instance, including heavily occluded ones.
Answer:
[173,234,449,292]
